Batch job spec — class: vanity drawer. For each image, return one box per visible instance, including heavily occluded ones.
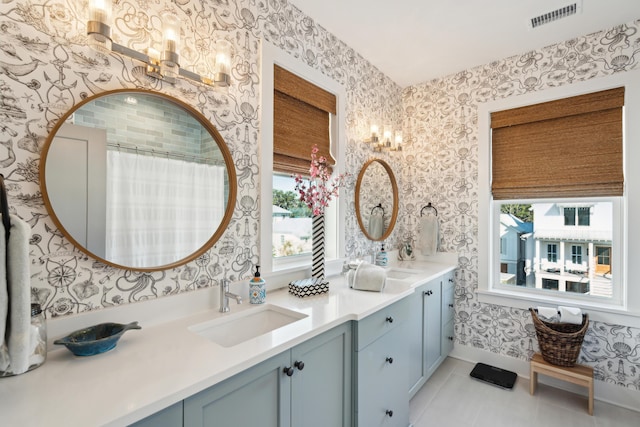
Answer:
[356,297,409,351]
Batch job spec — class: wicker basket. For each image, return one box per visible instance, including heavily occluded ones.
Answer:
[529,308,589,367]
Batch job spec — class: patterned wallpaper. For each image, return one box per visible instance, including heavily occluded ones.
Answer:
[402,19,640,389]
[0,0,401,317]
[1,0,638,391]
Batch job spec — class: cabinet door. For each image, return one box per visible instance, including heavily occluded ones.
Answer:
[184,351,290,427]
[129,402,183,427]
[291,323,352,427]
[423,280,442,378]
[407,284,426,396]
[357,329,409,427]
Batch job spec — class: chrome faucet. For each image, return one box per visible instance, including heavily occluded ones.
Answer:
[219,279,242,313]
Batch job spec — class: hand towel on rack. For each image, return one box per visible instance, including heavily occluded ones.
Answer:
[417,214,439,256]
[367,211,384,239]
[0,214,32,375]
[558,306,583,325]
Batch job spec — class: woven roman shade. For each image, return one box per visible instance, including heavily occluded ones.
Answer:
[274,65,336,175]
[491,87,624,200]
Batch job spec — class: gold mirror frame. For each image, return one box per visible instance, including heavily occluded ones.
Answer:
[354,158,399,241]
[40,88,237,272]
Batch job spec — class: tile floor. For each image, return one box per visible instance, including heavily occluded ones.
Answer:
[410,357,640,427]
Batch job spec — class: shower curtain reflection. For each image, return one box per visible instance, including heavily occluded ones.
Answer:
[106,151,225,267]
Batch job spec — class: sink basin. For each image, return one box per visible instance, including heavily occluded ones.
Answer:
[189,305,308,348]
[385,267,422,280]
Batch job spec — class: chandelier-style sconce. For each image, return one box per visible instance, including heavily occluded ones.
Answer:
[364,123,403,152]
[87,0,232,88]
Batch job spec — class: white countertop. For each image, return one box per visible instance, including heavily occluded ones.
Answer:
[0,259,455,427]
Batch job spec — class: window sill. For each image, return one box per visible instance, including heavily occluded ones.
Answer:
[477,288,640,327]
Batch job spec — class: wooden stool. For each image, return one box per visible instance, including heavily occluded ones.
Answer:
[530,353,594,415]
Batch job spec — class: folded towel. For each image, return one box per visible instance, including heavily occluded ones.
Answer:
[417,214,439,256]
[0,214,32,375]
[367,211,384,239]
[559,306,583,325]
[536,306,559,322]
[352,262,386,292]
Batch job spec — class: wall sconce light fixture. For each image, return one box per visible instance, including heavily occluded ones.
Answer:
[86,0,232,88]
[364,123,402,152]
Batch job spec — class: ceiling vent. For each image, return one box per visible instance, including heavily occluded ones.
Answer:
[529,1,582,29]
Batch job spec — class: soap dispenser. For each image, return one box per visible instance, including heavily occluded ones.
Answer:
[375,244,388,267]
[249,265,266,304]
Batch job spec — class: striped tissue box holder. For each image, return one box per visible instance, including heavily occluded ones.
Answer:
[288,278,329,298]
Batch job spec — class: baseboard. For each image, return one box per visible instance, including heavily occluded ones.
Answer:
[450,344,640,413]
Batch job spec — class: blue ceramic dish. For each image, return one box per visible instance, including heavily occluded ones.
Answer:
[54,321,141,356]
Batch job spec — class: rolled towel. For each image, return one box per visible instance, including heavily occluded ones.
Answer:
[417,215,439,256]
[536,306,559,322]
[559,306,583,325]
[352,262,386,292]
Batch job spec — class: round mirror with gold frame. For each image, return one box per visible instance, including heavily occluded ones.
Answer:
[355,158,399,241]
[40,88,237,271]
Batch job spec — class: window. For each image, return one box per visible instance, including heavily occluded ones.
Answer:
[547,244,557,263]
[500,237,507,254]
[578,207,590,226]
[481,85,624,307]
[564,207,591,226]
[542,279,559,290]
[564,208,575,226]
[271,65,336,267]
[571,245,583,264]
[272,173,312,258]
[260,41,346,281]
[597,247,610,266]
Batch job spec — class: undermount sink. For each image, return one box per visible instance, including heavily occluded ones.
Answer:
[189,305,308,348]
[385,267,422,280]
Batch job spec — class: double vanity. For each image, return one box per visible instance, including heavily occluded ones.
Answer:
[1,258,456,427]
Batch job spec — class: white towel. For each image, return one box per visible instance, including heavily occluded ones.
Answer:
[536,306,559,322]
[367,211,384,239]
[0,214,32,375]
[417,215,439,256]
[352,262,386,292]
[559,306,583,325]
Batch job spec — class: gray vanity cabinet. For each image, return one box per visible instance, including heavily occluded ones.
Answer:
[408,271,456,398]
[355,297,410,427]
[183,322,352,427]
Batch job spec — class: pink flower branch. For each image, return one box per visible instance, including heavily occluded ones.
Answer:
[294,144,348,216]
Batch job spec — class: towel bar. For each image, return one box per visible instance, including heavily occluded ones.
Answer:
[420,202,437,216]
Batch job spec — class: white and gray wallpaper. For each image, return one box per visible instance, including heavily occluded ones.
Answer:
[403,21,640,389]
[1,0,639,390]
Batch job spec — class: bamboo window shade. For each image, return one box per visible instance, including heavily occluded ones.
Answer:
[491,87,624,200]
[274,65,337,175]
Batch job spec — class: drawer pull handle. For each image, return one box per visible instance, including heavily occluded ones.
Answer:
[294,360,305,371]
[385,357,394,364]
[283,366,294,377]
[386,410,394,417]
[385,316,394,323]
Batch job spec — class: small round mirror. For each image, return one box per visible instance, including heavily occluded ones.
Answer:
[40,89,237,271]
[355,158,399,241]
